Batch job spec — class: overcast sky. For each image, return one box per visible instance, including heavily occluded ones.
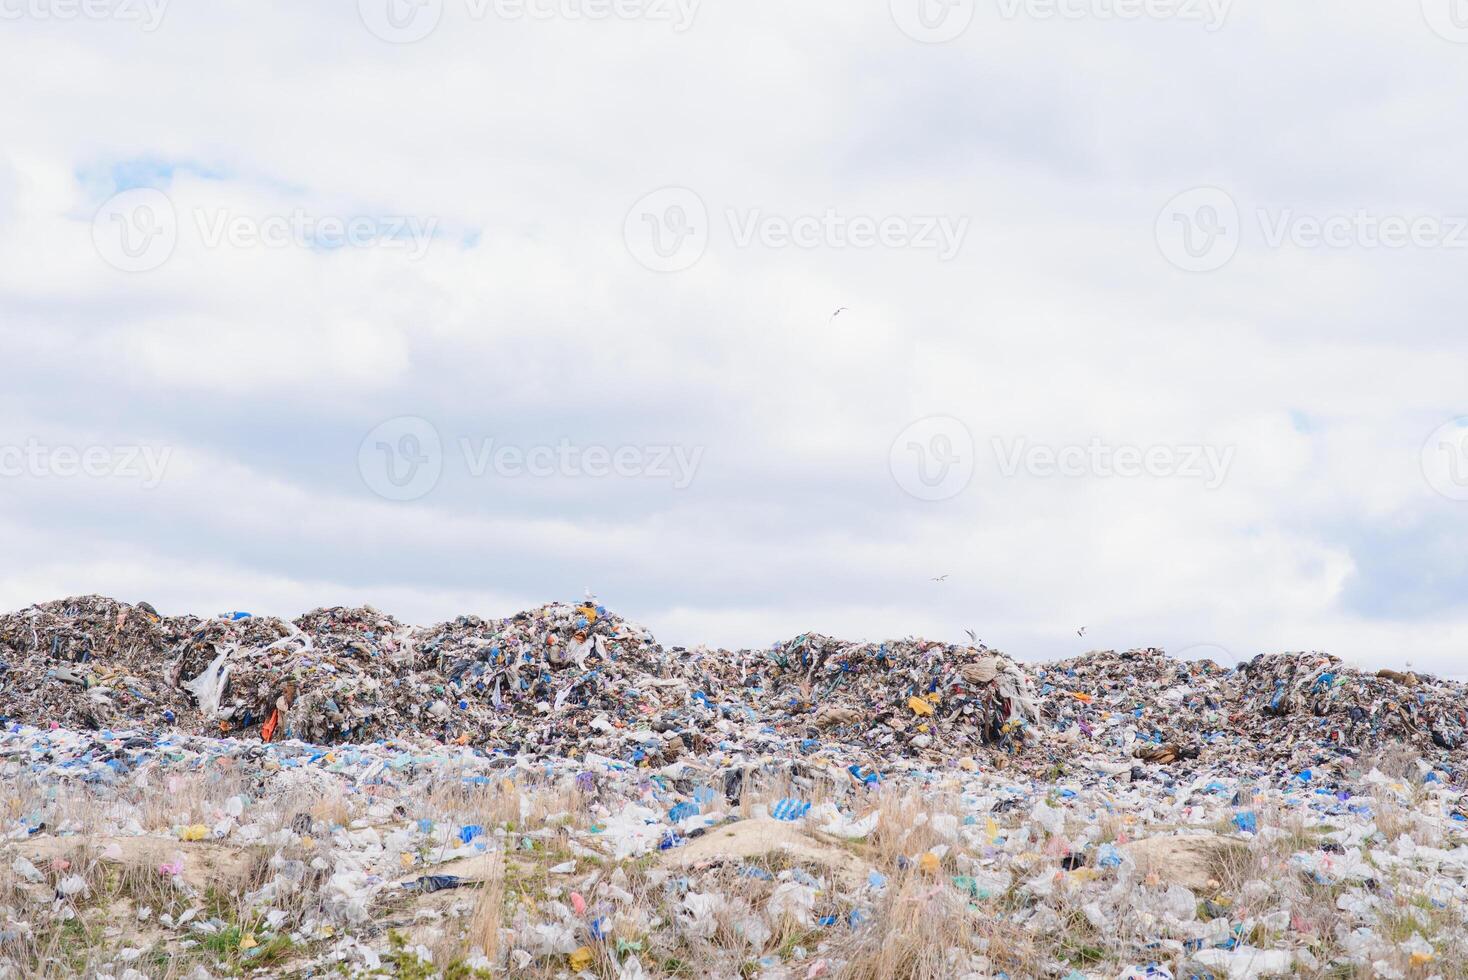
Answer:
[2,1,1467,673]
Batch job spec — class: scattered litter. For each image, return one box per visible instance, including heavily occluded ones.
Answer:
[0,596,1464,977]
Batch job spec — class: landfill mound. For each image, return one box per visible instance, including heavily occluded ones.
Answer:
[1,596,1464,770]
[1236,651,1466,751]
[0,596,187,733]
[4,599,1468,978]
[0,597,1043,766]
[755,632,1040,755]
[1033,647,1467,770]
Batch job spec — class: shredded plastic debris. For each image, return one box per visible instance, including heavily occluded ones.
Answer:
[0,596,1465,978]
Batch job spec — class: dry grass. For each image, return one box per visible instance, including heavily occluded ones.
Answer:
[1,746,1463,979]
[428,851,505,970]
[833,871,980,979]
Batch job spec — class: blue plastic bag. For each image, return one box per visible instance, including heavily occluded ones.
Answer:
[770,798,811,821]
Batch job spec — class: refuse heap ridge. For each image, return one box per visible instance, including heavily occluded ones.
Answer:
[1,596,1461,769]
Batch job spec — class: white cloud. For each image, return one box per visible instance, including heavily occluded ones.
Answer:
[1,3,1466,673]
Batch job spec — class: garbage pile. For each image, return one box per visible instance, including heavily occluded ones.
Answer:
[411,601,681,755]
[1034,647,1468,778]
[1035,648,1229,767]
[2,597,1466,777]
[753,634,1040,756]
[0,598,1046,768]
[154,606,414,745]
[0,596,190,732]
[1234,651,1468,754]
[3,598,1468,978]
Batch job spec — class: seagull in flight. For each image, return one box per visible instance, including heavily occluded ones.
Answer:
[828,306,849,324]
[930,574,948,582]
[1077,627,1087,637]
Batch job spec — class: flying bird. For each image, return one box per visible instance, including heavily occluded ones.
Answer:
[828,306,848,324]
[930,574,948,582]
[1077,627,1087,637]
